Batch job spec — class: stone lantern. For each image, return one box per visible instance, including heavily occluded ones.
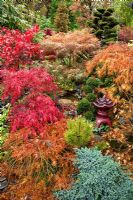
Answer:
[93,95,115,128]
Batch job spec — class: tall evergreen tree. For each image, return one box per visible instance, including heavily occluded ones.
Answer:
[54,1,69,32]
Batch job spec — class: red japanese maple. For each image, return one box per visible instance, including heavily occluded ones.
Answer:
[1,67,63,138]
[0,25,44,70]
[10,94,63,139]
[1,68,58,103]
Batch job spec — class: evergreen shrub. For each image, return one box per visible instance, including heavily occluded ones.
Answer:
[64,117,93,147]
[55,148,133,200]
[54,1,69,32]
[77,77,101,121]
[89,8,119,45]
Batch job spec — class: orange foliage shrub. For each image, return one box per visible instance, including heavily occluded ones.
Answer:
[86,43,133,94]
[103,125,133,174]
[85,43,133,176]
[42,29,100,58]
[1,120,75,200]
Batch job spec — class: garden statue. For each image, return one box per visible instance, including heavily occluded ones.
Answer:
[93,95,115,128]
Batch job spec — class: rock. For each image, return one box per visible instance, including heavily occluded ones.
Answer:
[58,99,73,106]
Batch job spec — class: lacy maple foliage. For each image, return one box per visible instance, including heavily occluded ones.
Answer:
[0,25,43,70]
[1,68,63,138]
[1,120,75,200]
[42,28,100,58]
[103,127,133,175]
[86,43,133,93]
[118,26,133,43]
[1,68,58,103]
[9,94,63,139]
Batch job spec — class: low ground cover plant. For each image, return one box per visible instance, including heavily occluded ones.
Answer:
[55,148,133,200]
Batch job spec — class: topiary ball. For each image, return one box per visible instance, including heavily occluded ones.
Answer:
[77,98,91,114]
[86,93,96,102]
[84,111,95,121]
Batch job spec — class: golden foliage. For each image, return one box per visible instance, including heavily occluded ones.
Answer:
[1,119,75,200]
[86,43,133,93]
[85,44,133,174]
[103,100,133,174]
[103,128,133,175]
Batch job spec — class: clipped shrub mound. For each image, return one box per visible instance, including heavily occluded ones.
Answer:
[55,148,133,200]
[77,77,102,121]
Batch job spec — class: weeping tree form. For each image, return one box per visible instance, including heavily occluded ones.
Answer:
[113,0,133,26]
[54,1,69,32]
